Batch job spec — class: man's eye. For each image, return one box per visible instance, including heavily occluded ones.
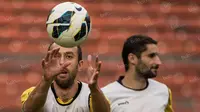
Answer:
[149,53,156,58]
[66,55,73,59]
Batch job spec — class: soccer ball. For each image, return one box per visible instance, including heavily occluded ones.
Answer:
[46,2,91,47]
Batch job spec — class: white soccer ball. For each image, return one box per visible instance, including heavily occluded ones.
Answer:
[46,2,91,47]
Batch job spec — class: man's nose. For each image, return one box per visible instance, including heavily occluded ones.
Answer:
[59,56,65,65]
[155,56,162,65]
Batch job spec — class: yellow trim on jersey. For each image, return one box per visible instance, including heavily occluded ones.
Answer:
[21,87,35,105]
[56,97,73,105]
[105,96,111,105]
[89,94,111,112]
[21,86,75,106]
[165,88,174,112]
[89,95,93,112]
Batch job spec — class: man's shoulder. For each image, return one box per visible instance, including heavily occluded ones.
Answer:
[21,86,36,104]
[148,79,169,92]
[149,79,167,87]
[80,81,90,90]
[21,86,36,97]
[101,81,121,93]
[78,81,91,97]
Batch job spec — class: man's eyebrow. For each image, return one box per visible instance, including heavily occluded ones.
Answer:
[149,52,158,55]
[64,51,75,55]
[148,52,159,56]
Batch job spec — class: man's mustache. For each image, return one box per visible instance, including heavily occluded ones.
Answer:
[151,65,159,69]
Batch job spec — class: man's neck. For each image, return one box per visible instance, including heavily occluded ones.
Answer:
[122,69,148,90]
[53,81,79,102]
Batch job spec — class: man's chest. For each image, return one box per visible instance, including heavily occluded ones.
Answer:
[110,92,168,112]
[43,95,89,112]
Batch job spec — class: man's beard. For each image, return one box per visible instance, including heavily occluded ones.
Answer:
[55,69,78,89]
[135,60,159,79]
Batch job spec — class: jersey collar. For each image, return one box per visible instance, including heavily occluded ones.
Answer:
[117,76,149,91]
[51,81,82,106]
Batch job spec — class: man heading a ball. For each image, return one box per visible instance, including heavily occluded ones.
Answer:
[21,42,110,112]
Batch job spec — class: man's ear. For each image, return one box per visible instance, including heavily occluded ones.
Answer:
[78,60,84,72]
[128,53,138,65]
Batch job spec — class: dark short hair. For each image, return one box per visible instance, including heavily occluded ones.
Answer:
[48,42,82,62]
[122,35,157,71]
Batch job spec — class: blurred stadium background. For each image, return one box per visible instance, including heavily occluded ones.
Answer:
[0,0,200,111]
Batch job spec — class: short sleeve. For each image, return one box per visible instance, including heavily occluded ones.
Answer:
[165,88,174,112]
[21,87,35,105]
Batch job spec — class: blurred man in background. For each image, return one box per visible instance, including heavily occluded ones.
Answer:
[21,42,110,112]
[102,35,173,112]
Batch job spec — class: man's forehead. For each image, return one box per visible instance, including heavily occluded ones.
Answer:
[142,44,159,55]
[51,43,78,53]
